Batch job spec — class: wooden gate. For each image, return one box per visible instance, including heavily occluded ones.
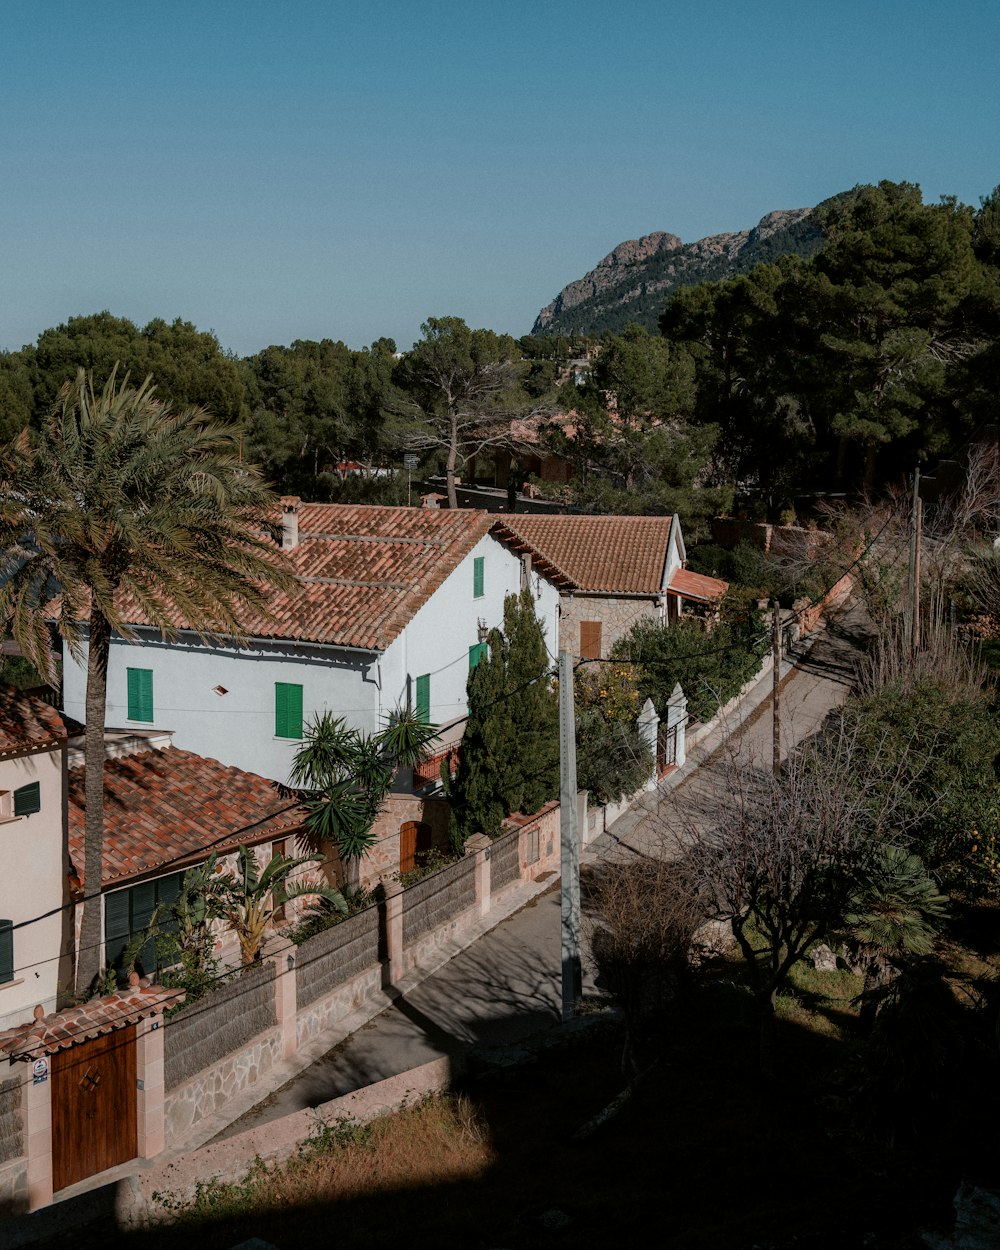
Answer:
[399,820,433,874]
[51,1025,137,1192]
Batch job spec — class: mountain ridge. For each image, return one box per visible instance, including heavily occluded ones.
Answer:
[531,207,824,337]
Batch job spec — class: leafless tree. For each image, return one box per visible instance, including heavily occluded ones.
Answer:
[675,719,934,1074]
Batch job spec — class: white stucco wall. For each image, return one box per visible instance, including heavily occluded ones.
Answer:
[60,533,560,785]
[0,745,67,1032]
[61,634,380,784]
[378,533,559,730]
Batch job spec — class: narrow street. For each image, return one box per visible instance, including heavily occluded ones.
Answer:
[218,608,869,1138]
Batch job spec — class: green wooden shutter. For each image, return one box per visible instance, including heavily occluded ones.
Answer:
[130,880,158,977]
[275,682,303,738]
[415,673,430,723]
[13,782,41,817]
[0,921,12,984]
[127,668,153,721]
[103,889,131,973]
[0,921,13,984]
[473,556,484,599]
[469,642,487,670]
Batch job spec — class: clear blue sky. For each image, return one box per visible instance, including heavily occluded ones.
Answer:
[1,0,997,357]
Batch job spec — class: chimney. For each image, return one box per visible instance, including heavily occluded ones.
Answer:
[281,496,300,550]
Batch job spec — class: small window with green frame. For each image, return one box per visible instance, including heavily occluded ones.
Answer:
[468,642,487,670]
[473,556,484,599]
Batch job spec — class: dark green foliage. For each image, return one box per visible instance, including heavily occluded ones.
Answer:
[843,675,1000,885]
[612,615,766,723]
[575,710,652,806]
[532,212,824,338]
[447,591,558,847]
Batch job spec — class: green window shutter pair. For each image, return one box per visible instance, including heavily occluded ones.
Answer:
[104,871,185,978]
[468,643,487,670]
[127,668,154,722]
[13,782,41,817]
[415,673,430,723]
[473,556,485,599]
[275,682,304,738]
[0,920,12,984]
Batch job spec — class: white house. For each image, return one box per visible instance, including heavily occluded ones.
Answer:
[491,513,728,659]
[0,686,70,1032]
[61,501,560,785]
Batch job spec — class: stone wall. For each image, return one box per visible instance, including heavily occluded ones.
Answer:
[558,593,660,659]
[362,794,451,886]
[402,857,476,945]
[0,1073,23,1165]
[295,963,384,1049]
[164,962,277,1091]
[296,906,381,1010]
[490,827,521,891]
[0,1157,28,1217]
[164,1027,283,1146]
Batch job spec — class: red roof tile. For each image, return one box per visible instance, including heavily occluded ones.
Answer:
[668,567,729,603]
[0,684,66,758]
[0,978,182,1059]
[67,747,310,888]
[98,504,495,652]
[491,514,676,594]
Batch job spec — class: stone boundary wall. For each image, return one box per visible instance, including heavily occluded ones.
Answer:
[489,827,521,891]
[0,1073,23,1166]
[164,962,277,1091]
[794,571,853,637]
[402,856,476,945]
[164,1026,283,1147]
[296,906,380,1010]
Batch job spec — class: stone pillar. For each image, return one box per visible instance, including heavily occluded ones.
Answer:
[381,878,404,986]
[23,1047,52,1211]
[666,684,687,769]
[464,833,492,917]
[576,790,590,846]
[135,1014,166,1159]
[637,697,660,790]
[264,934,298,1063]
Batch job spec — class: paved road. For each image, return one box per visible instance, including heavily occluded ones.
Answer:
[218,609,868,1138]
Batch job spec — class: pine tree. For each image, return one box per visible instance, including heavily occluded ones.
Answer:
[504,588,559,813]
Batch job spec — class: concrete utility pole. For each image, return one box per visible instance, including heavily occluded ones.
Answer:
[558,649,581,1021]
[771,599,782,777]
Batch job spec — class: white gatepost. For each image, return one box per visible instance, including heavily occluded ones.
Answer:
[637,698,659,791]
[666,683,687,769]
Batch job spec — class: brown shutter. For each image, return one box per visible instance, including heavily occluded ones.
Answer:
[579,620,602,660]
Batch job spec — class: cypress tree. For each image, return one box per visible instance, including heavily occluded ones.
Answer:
[448,591,559,847]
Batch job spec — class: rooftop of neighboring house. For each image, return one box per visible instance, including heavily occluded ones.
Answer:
[667,567,731,604]
[58,502,497,653]
[491,513,680,595]
[67,742,311,889]
[0,683,66,759]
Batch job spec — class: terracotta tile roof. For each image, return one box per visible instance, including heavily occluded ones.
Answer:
[668,567,729,603]
[67,746,310,888]
[0,684,67,758]
[491,514,675,594]
[103,504,495,652]
[0,977,183,1059]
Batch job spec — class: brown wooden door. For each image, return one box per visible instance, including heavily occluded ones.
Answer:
[51,1025,137,1192]
[399,821,433,874]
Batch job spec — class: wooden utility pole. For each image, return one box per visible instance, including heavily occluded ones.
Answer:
[909,467,922,654]
[772,600,782,777]
[558,650,581,1021]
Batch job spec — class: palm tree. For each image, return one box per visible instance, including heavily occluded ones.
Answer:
[217,845,346,966]
[0,368,294,995]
